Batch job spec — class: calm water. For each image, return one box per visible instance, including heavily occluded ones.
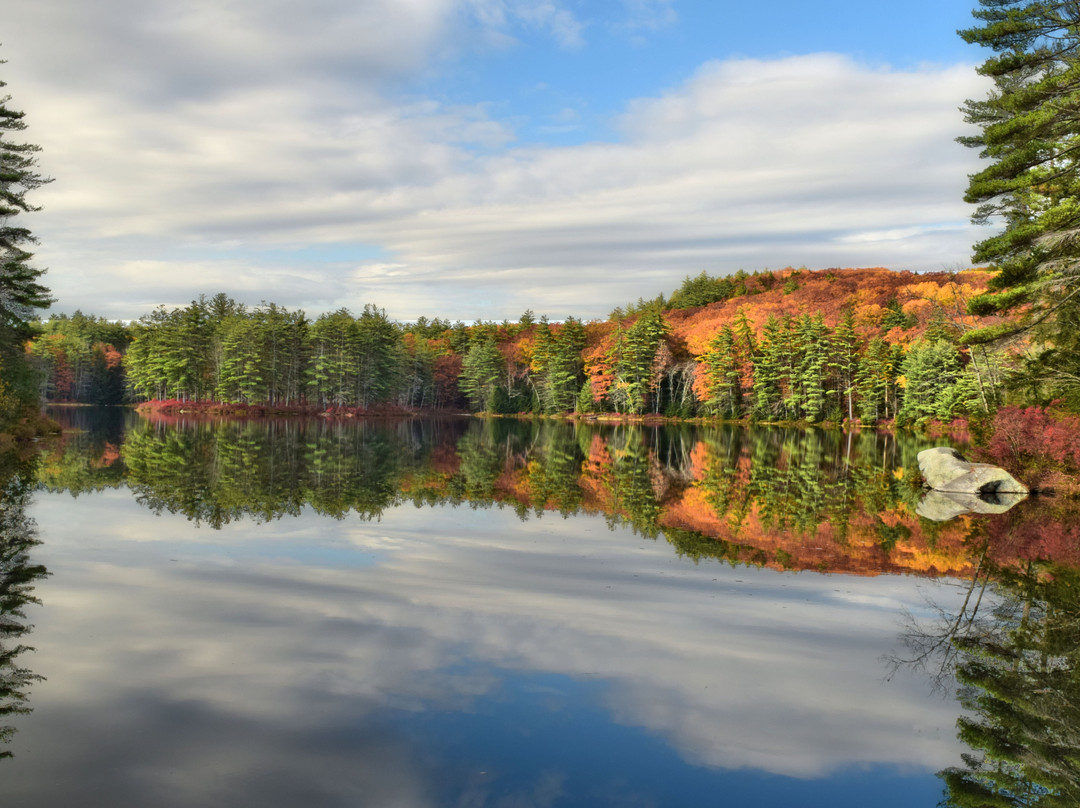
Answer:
[2,407,1076,807]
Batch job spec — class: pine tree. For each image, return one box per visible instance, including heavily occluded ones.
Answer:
[545,317,586,413]
[460,337,504,412]
[753,316,788,420]
[309,309,359,407]
[0,58,53,415]
[896,340,980,426]
[353,305,403,408]
[855,337,899,423]
[793,314,831,422]
[830,307,860,422]
[704,325,742,418]
[613,310,667,414]
[959,2,1080,406]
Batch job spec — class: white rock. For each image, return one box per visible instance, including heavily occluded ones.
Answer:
[917,446,1028,495]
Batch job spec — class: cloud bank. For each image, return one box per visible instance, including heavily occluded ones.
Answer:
[1,0,990,321]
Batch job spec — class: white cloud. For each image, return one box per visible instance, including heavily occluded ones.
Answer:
[616,0,678,33]
[466,0,586,48]
[1,0,992,321]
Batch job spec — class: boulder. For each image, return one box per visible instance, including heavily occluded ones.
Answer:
[917,447,1028,495]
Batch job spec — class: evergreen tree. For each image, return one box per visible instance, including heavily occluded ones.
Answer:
[0,58,53,419]
[792,314,831,422]
[896,340,980,426]
[400,333,437,409]
[353,305,403,408]
[612,310,667,414]
[542,317,586,414]
[668,271,736,309]
[216,315,267,404]
[959,2,1080,407]
[460,337,503,412]
[704,325,742,418]
[530,317,556,413]
[830,307,860,422]
[753,316,787,420]
[855,337,900,423]
[169,300,214,401]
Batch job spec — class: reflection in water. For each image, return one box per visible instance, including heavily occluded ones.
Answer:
[940,559,1080,806]
[39,410,1008,576]
[916,489,1027,521]
[0,455,47,757]
[27,487,968,806]
[40,408,1080,578]
[887,498,1080,806]
[26,408,1080,806]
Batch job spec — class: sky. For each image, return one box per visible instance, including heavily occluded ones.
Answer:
[1,0,993,323]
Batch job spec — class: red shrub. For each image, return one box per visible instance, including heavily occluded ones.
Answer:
[983,405,1080,469]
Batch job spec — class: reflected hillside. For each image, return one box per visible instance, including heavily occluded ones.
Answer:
[40,409,1080,578]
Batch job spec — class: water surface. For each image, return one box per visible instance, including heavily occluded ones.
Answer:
[3,409,1075,806]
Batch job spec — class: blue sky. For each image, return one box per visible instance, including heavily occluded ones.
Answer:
[1,0,991,322]
[429,1,979,146]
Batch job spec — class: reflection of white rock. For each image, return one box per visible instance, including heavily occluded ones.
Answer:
[916,488,1027,522]
[24,492,972,803]
[917,447,1027,495]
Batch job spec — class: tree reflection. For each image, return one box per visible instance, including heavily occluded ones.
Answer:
[0,454,48,758]
[940,555,1080,807]
[884,539,996,694]
[119,417,473,527]
[885,498,1080,807]
[37,405,130,495]
[46,415,979,582]
[35,411,1080,795]
[41,413,1080,583]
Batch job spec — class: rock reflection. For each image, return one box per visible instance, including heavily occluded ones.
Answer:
[916,489,1027,521]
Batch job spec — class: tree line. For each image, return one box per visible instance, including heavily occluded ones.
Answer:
[26,268,1014,429]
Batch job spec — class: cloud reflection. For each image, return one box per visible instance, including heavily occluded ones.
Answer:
[15,491,969,805]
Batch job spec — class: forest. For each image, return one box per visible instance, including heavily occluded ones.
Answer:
[25,266,1028,429]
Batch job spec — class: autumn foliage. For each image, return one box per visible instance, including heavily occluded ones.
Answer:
[27,266,1027,430]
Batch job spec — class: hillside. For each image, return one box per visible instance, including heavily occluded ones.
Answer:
[31,265,1009,428]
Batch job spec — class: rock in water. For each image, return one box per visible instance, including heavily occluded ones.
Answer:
[917,447,1028,495]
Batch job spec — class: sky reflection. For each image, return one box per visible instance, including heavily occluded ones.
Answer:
[10,488,971,806]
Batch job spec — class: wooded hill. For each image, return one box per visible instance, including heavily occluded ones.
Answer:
[28,265,1014,427]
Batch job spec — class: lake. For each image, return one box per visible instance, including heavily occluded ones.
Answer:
[2,407,1077,807]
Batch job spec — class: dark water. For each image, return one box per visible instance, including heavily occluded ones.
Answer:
[2,407,1077,807]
